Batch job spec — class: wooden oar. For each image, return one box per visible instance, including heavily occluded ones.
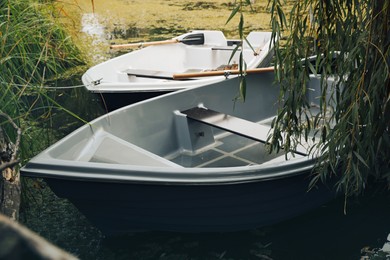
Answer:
[110,33,205,50]
[172,66,274,80]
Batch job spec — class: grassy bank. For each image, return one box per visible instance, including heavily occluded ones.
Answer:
[56,0,286,65]
[0,0,89,163]
[0,1,105,255]
[61,0,274,36]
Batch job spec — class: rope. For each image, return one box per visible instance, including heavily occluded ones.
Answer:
[0,81,89,90]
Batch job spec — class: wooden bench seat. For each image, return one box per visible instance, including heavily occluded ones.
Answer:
[181,106,308,156]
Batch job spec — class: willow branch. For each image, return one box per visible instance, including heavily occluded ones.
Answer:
[0,160,20,172]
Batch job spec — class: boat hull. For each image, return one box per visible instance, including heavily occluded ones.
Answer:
[46,171,335,235]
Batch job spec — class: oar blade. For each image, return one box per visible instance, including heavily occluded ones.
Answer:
[180,33,205,45]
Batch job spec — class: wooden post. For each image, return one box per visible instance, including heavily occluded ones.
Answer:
[0,214,77,259]
[0,117,75,259]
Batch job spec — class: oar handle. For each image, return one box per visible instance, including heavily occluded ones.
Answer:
[110,39,178,49]
[172,67,274,79]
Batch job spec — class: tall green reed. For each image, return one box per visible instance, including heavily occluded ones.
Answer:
[0,0,86,161]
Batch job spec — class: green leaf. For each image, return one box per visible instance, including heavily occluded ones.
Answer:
[228,45,240,65]
[244,36,256,53]
[353,151,369,168]
[238,13,244,39]
[276,5,286,28]
[239,76,247,101]
[225,5,240,25]
[308,61,317,75]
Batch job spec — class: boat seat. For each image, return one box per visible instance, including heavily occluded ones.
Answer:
[211,46,241,51]
[124,69,197,81]
[243,32,272,48]
[180,106,308,156]
[124,69,175,80]
[84,132,183,168]
[200,30,228,46]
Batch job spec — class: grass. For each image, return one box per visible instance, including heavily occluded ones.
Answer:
[62,0,272,34]
[0,0,89,162]
[56,0,280,65]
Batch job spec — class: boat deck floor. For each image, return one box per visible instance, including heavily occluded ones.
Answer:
[168,132,285,168]
[86,109,320,168]
[167,108,321,168]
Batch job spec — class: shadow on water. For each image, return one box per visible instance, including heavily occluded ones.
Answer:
[94,186,390,260]
[266,187,390,260]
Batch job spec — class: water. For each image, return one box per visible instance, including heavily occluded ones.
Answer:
[20,1,390,259]
[80,13,112,64]
[81,13,106,38]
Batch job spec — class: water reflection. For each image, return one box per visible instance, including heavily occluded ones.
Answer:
[80,13,112,63]
[81,13,106,39]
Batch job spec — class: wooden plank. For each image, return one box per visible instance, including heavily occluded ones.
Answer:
[173,67,274,79]
[181,107,308,156]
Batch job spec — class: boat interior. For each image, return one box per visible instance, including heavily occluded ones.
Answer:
[51,106,319,169]
[70,114,291,169]
[48,75,331,169]
[168,109,290,168]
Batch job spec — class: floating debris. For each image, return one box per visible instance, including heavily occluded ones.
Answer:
[383,233,390,253]
[360,233,390,260]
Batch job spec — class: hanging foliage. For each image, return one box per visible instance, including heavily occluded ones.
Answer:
[266,0,390,197]
[226,0,256,101]
[228,0,389,197]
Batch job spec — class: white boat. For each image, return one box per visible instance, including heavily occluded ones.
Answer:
[22,72,337,235]
[82,30,275,110]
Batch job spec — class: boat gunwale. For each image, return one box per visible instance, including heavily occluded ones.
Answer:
[21,154,317,185]
[83,76,225,93]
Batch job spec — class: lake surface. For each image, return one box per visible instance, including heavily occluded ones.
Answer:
[20,1,390,259]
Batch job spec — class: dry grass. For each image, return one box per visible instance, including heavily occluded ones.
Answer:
[59,0,273,56]
[65,0,272,36]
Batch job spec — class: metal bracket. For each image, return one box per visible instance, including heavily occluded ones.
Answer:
[91,78,103,86]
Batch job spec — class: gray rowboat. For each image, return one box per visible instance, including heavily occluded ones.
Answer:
[21,72,337,235]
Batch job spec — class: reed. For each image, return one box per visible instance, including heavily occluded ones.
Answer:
[0,0,86,160]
